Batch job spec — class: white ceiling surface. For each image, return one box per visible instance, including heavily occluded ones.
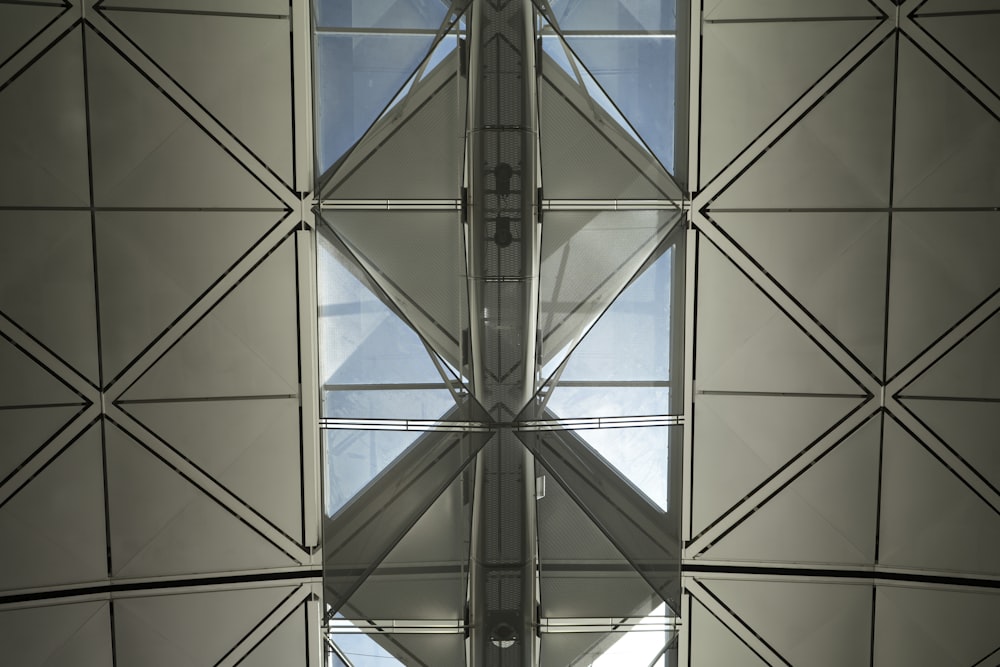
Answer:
[1,0,999,665]
[685,0,1000,664]
[0,0,321,665]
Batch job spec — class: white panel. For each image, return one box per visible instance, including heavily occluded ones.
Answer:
[879,418,1000,575]
[692,394,864,535]
[122,237,299,401]
[0,211,98,383]
[85,26,282,209]
[0,422,106,591]
[105,422,296,578]
[700,19,878,182]
[0,602,112,667]
[705,578,872,667]
[0,336,80,407]
[887,211,1000,378]
[0,27,89,207]
[689,598,769,667]
[712,36,894,209]
[99,0,288,13]
[114,586,294,667]
[893,36,1000,208]
[695,240,863,394]
[713,211,888,377]
[917,13,1000,99]
[874,585,1000,667]
[95,211,281,382]
[0,4,65,68]
[122,398,302,540]
[104,11,294,183]
[704,0,882,20]
[0,405,82,481]
[917,0,1000,14]
[905,310,1000,400]
[238,605,307,667]
[901,398,1000,492]
[705,413,880,564]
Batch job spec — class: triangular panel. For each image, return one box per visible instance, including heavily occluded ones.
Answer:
[904,309,1000,400]
[705,413,880,563]
[917,0,998,13]
[0,422,106,591]
[900,398,1000,493]
[692,394,866,536]
[887,211,1000,379]
[102,0,287,12]
[237,604,307,667]
[123,236,299,401]
[321,212,467,372]
[0,210,98,383]
[713,211,888,378]
[0,602,112,667]
[704,0,882,19]
[96,210,281,383]
[695,239,864,394]
[321,49,463,199]
[712,36,894,209]
[0,3,65,66]
[0,405,83,482]
[874,585,1000,667]
[315,31,438,173]
[0,334,81,407]
[879,417,1000,575]
[340,475,471,664]
[105,422,297,578]
[85,27,282,208]
[689,598,769,667]
[103,9,293,183]
[544,0,676,30]
[539,210,680,368]
[0,27,89,207]
[315,0,450,29]
[916,13,1000,101]
[700,19,878,183]
[704,578,873,667]
[893,36,1000,208]
[539,47,682,200]
[122,397,301,540]
[114,586,294,667]
[563,33,677,172]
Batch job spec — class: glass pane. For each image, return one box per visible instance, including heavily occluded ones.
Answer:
[567,35,676,171]
[324,388,456,420]
[548,0,676,31]
[326,429,418,516]
[546,385,669,419]
[316,0,448,29]
[543,246,673,381]
[315,33,435,171]
[578,426,670,511]
[330,629,405,666]
[591,603,671,667]
[318,233,451,392]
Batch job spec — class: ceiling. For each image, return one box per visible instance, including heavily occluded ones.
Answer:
[0,0,999,665]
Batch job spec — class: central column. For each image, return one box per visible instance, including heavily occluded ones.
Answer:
[464,0,541,664]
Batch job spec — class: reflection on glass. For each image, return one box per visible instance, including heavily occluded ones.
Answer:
[326,429,418,516]
[591,602,670,667]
